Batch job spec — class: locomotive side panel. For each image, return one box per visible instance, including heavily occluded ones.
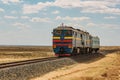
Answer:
[73,32,82,48]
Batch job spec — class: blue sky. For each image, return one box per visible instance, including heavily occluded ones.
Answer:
[0,0,120,46]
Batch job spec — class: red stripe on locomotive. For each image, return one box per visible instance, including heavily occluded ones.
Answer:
[55,54,71,56]
[53,39,72,42]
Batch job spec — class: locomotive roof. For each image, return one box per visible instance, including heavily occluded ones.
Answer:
[54,26,90,35]
[54,26,74,30]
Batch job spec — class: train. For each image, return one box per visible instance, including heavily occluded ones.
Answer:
[52,24,100,57]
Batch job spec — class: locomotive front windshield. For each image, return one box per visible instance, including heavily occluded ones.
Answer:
[53,30,72,36]
[53,30,62,36]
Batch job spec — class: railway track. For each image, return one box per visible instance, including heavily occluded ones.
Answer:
[0,52,105,69]
[0,57,58,69]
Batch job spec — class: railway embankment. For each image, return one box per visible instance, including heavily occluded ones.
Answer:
[0,57,76,80]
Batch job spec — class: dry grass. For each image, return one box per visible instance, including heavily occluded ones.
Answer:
[70,77,105,80]
[69,46,120,80]
[100,46,120,53]
[0,46,54,63]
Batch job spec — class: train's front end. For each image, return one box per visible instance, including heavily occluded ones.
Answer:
[52,26,73,57]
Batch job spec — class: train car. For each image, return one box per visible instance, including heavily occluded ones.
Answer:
[52,24,100,57]
[90,36,100,53]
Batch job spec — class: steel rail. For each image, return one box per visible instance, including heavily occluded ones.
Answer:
[0,57,58,69]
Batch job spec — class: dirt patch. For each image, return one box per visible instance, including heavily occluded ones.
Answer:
[101,67,120,80]
[32,47,120,80]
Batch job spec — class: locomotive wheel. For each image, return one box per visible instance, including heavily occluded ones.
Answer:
[89,48,93,54]
[85,48,89,54]
[86,48,88,54]
[81,48,84,54]
[95,49,99,53]
[73,47,77,55]
[77,48,80,54]
[87,48,90,54]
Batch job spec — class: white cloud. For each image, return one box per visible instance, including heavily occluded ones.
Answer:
[4,15,18,19]
[13,22,29,30]
[56,16,90,21]
[104,16,116,19]
[1,0,21,4]
[13,22,27,27]
[0,8,4,12]
[55,0,120,15]
[23,2,53,14]
[21,16,30,19]
[87,22,120,29]
[23,0,120,15]
[53,0,81,8]
[11,11,17,14]
[52,10,60,14]
[56,16,62,20]
[43,13,47,15]
[86,22,97,27]
[100,24,120,29]
[30,17,52,23]
[81,7,120,15]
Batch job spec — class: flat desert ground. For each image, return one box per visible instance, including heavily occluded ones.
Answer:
[0,46,120,80]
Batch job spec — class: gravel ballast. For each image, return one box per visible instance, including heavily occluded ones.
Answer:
[0,58,76,80]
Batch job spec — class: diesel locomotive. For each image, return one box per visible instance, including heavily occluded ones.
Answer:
[52,24,100,57]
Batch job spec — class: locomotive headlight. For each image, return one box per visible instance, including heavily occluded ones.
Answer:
[53,45,56,48]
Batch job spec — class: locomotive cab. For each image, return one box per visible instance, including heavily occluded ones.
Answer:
[53,27,73,56]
